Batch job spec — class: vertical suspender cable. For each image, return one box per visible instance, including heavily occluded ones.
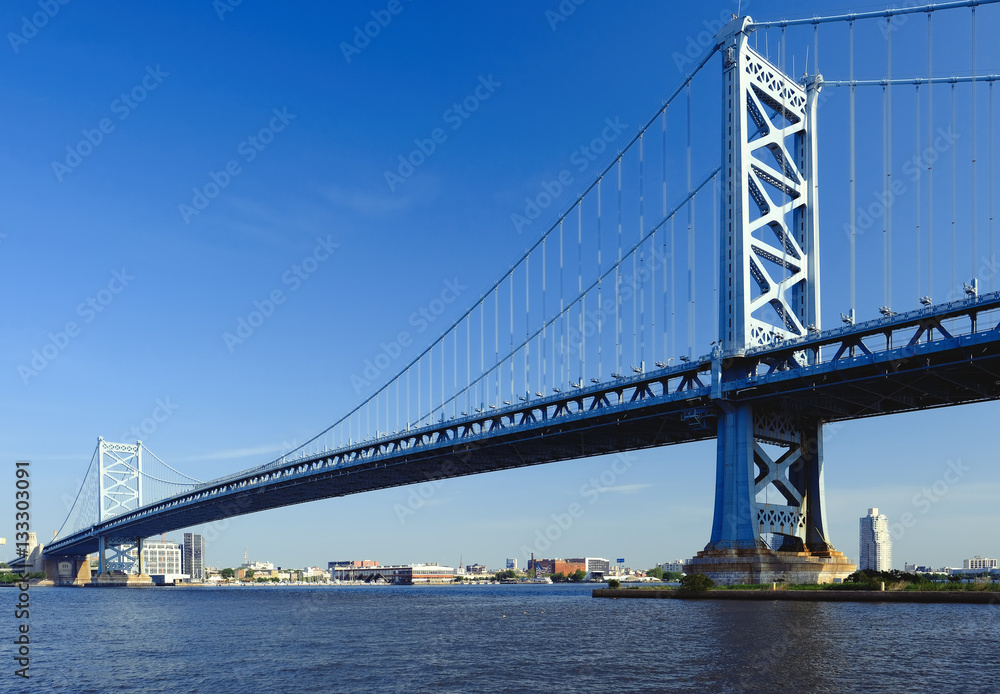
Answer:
[466,312,470,411]
[884,16,893,310]
[638,132,644,369]
[991,81,996,291]
[687,83,695,358]
[578,204,585,382]
[662,109,668,358]
[559,219,565,387]
[916,85,922,301]
[494,288,499,404]
[888,17,893,310]
[509,272,514,401]
[538,236,549,393]
[616,157,623,375]
[971,6,978,283]
[883,82,889,308]
[671,216,676,359]
[850,20,857,317]
[928,12,935,300]
[713,172,718,343]
[597,180,604,380]
[952,82,957,293]
[525,255,530,398]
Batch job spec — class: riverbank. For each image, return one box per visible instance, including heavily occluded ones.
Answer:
[593,588,1000,604]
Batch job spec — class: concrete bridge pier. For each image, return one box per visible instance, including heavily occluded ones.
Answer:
[43,555,92,586]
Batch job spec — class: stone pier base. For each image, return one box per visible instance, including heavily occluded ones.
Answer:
[89,572,154,587]
[684,547,856,586]
[43,555,92,587]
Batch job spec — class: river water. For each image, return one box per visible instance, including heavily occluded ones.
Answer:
[2,583,997,692]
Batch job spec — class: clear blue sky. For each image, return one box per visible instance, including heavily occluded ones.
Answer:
[2,0,998,572]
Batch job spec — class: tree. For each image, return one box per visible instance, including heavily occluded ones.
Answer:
[551,572,567,583]
[570,569,588,582]
[220,568,235,579]
[664,571,684,582]
[494,569,519,581]
[646,566,664,579]
[678,573,715,593]
[607,579,621,589]
[245,569,255,580]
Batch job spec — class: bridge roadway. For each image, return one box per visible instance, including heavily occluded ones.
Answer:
[45,292,1000,557]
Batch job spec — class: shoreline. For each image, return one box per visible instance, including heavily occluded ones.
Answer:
[592,588,1000,604]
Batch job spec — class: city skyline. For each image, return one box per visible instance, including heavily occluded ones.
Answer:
[3,0,1000,572]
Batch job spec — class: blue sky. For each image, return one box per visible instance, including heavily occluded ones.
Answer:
[2,0,998,572]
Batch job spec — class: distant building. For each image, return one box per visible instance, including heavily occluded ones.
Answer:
[859,508,892,571]
[182,533,205,582]
[963,556,998,570]
[506,558,517,570]
[904,563,934,573]
[330,563,454,584]
[141,540,186,584]
[658,560,685,574]
[526,557,608,578]
[328,560,379,573]
[585,558,610,578]
[466,563,489,576]
[528,558,555,575]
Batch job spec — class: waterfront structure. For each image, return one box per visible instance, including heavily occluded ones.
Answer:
[525,557,609,578]
[585,558,610,578]
[963,556,998,570]
[330,563,455,584]
[141,540,186,584]
[182,533,205,582]
[859,508,892,571]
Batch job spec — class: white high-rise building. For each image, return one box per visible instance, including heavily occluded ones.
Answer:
[141,540,186,583]
[859,508,892,571]
[963,556,998,570]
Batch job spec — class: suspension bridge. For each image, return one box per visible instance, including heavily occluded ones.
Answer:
[20,1,1000,585]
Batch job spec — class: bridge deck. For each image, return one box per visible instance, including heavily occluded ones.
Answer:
[46,293,1000,557]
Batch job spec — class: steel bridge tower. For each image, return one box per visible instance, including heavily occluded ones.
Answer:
[685,16,855,584]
